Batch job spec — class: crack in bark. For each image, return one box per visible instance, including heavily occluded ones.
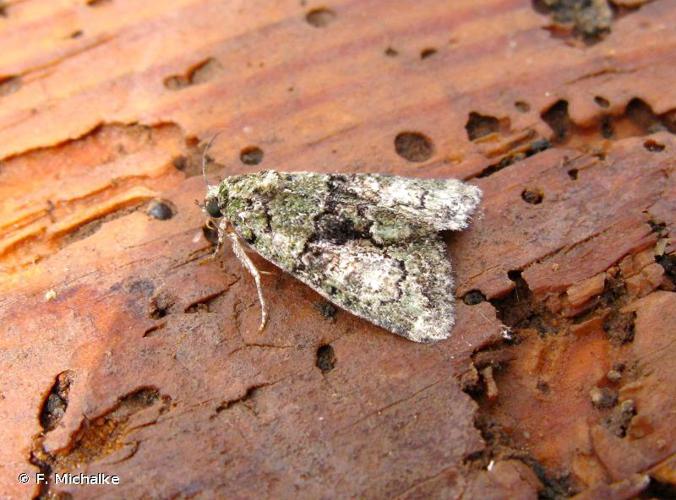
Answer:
[183,285,235,314]
[393,464,458,499]
[332,377,446,435]
[0,34,117,106]
[210,376,293,419]
[564,66,639,85]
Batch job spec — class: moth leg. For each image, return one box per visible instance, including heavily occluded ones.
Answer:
[228,232,268,332]
[209,217,229,259]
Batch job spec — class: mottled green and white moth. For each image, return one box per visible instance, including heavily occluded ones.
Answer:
[204,171,481,343]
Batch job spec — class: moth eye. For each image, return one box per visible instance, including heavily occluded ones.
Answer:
[206,197,222,218]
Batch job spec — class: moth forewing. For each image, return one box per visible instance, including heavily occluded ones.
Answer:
[205,171,481,343]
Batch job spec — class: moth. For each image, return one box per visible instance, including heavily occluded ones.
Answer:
[204,171,481,343]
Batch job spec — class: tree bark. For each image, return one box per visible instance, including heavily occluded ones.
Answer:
[0,0,673,498]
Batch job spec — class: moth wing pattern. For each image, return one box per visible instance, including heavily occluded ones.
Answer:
[215,171,481,342]
[346,173,482,232]
[296,236,456,343]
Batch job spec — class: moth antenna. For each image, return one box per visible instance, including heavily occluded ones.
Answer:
[201,131,224,188]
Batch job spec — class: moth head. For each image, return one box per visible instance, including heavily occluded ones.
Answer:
[204,185,224,218]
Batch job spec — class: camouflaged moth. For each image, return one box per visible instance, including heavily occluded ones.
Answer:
[204,171,481,343]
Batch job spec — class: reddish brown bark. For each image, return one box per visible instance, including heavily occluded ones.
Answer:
[0,0,674,498]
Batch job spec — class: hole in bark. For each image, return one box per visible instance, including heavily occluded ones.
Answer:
[645,476,676,498]
[594,96,610,108]
[175,155,206,178]
[306,8,336,27]
[164,58,222,90]
[507,270,522,282]
[147,200,174,220]
[394,132,434,162]
[521,188,544,204]
[476,138,550,178]
[0,75,21,97]
[541,99,570,143]
[39,371,74,432]
[86,0,112,6]
[463,290,486,305]
[34,386,167,490]
[465,112,500,141]
[536,97,674,150]
[603,310,636,344]
[492,270,558,335]
[567,168,579,180]
[0,2,7,17]
[625,98,670,134]
[240,146,264,165]
[644,139,665,152]
[384,47,398,57]
[420,47,437,59]
[150,306,168,320]
[164,76,186,90]
[316,344,336,373]
[191,58,223,85]
[514,101,531,113]
[656,254,675,285]
[149,292,174,319]
[600,115,614,138]
[172,155,188,172]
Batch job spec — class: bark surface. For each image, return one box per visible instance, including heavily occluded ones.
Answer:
[0,0,674,498]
